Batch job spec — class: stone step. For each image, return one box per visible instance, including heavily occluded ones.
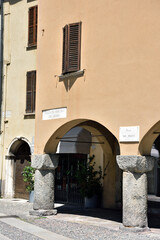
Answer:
[0,213,73,240]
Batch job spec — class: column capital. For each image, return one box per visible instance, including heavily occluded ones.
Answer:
[31,154,59,170]
[116,155,154,173]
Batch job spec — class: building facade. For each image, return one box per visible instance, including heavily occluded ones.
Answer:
[0,0,37,199]
[31,0,160,229]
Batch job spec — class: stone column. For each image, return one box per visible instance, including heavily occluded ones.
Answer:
[30,154,59,216]
[116,155,154,230]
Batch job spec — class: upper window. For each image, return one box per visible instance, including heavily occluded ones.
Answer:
[62,22,81,74]
[26,71,36,113]
[28,6,38,47]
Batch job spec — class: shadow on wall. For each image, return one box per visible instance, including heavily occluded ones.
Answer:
[62,76,77,92]
[44,119,120,155]
[58,70,85,91]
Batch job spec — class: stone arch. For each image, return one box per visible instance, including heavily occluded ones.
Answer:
[4,137,32,199]
[44,119,121,208]
[7,137,32,156]
[139,121,160,197]
[44,119,120,156]
[139,120,160,156]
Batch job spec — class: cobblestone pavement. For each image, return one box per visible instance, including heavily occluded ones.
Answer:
[0,199,160,240]
[31,219,160,240]
[0,221,43,240]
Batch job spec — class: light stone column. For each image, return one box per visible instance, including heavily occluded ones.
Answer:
[30,154,59,216]
[116,155,154,230]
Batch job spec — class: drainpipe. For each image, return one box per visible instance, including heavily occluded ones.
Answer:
[0,0,4,196]
[0,0,4,124]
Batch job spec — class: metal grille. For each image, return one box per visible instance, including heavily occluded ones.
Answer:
[55,154,87,206]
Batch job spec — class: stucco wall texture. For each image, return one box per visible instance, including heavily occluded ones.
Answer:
[1,0,37,196]
[35,0,160,156]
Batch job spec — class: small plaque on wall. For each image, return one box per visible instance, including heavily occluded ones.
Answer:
[119,126,139,142]
[42,107,67,120]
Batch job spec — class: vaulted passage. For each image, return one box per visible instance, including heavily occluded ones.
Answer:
[32,119,121,212]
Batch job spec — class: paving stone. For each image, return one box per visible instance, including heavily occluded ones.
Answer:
[0,198,160,240]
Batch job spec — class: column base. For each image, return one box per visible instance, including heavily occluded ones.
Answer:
[119,224,150,233]
[29,209,57,216]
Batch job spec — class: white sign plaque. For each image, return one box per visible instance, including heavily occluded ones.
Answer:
[42,107,67,120]
[119,126,139,142]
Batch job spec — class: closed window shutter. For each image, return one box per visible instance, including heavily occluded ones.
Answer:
[67,22,81,73]
[28,6,38,47]
[26,72,32,113]
[62,22,81,74]
[26,71,36,113]
[62,25,68,74]
[32,71,36,112]
[35,6,38,44]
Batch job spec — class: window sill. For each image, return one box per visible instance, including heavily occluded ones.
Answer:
[26,45,37,51]
[24,113,35,119]
[58,70,84,81]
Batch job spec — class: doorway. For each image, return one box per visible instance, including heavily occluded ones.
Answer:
[55,154,87,205]
[14,142,31,199]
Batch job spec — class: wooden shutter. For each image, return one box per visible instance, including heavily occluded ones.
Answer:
[67,22,81,73]
[26,72,32,113]
[62,25,68,74]
[26,71,36,113]
[32,71,36,112]
[28,6,38,47]
[62,22,81,74]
